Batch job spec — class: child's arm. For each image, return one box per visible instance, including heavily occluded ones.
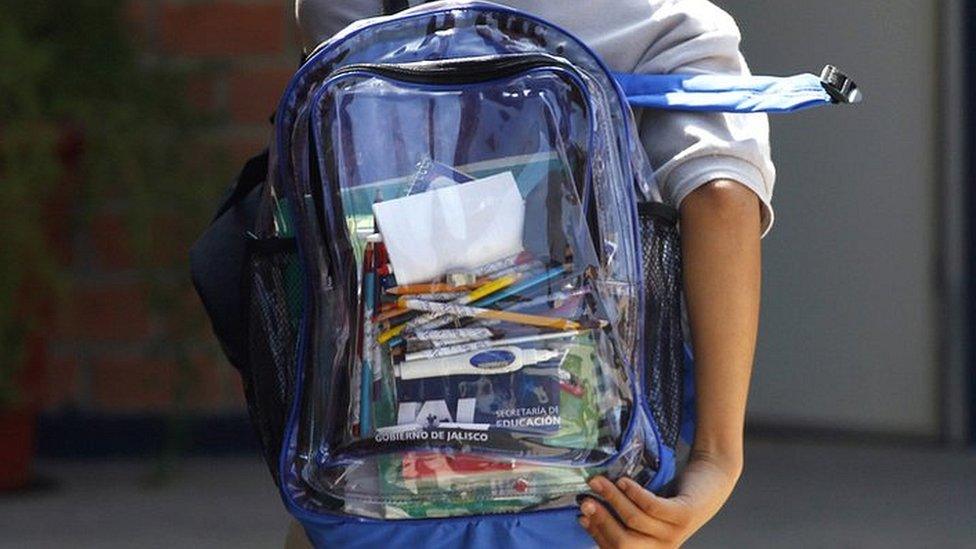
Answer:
[579,179,761,548]
[579,1,769,546]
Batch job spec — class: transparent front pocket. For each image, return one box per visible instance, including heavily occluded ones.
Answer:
[296,55,642,517]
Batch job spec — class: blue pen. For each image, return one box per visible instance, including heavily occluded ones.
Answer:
[359,238,379,436]
[473,264,572,308]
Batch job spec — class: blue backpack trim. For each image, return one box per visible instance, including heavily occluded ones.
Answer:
[613,66,860,113]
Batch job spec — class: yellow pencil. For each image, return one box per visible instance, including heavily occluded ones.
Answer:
[459,274,518,304]
[377,322,408,345]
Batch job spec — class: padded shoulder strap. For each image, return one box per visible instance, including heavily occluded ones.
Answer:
[213,149,268,220]
[613,65,860,113]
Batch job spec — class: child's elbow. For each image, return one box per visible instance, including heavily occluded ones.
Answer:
[682,180,762,225]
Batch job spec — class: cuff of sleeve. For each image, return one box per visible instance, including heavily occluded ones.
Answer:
[664,155,775,237]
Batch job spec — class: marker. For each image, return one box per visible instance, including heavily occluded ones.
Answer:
[396,346,562,380]
[374,234,389,267]
[398,298,583,332]
[403,330,581,361]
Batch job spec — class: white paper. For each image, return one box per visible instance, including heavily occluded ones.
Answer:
[372,171,525,285]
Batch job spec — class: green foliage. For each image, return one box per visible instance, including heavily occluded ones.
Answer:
[0,0,227,409]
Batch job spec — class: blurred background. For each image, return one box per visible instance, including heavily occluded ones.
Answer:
[0,1,972,548]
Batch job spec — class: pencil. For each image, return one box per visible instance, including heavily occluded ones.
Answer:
[373,307,411,324]
[459,275,518,304]
[377,322,408,345]
[372,290,467,323]
[473,264,572,307]
[397,298,582,331]
[387,275,520,346]
[386,282,481,295]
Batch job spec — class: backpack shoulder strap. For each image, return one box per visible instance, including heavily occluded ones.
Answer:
[212,149,269,221]
[190,149,269,372]
[613,65,860,113]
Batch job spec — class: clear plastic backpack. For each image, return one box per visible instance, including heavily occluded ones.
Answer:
[190,1,857,546]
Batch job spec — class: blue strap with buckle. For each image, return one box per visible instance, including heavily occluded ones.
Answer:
[614,65,860,113]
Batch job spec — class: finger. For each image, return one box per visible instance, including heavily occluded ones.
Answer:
[588,476,659,534]
[580,517,615,549]
[616,477,687,525]
[579,497,629,548]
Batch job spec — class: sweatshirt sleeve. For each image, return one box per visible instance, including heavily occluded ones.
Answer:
[634,0,776,236]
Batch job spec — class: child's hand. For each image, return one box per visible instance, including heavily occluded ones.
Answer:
[578,454,741,548]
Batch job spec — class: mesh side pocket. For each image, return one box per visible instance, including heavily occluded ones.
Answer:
[639,203,684,449]
[245,239,302,482]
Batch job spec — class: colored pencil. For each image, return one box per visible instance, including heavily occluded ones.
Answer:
[386,275,519,346]
[398,298,583,332]
[473,264,572,307]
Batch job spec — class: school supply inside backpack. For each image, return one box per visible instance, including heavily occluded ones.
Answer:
[189,1,858,546]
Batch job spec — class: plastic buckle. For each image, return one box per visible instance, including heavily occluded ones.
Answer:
[820,65,861,104]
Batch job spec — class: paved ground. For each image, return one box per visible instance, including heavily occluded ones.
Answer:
[690,439,976,548]
[0,457,288,549]
[1,439,973,548]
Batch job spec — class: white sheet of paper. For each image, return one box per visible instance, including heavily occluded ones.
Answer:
[372,171,525,285]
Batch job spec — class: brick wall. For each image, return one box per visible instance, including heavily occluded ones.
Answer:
[41,0,300,416]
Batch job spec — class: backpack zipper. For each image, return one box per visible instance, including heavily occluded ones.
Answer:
[329,53,576,85]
